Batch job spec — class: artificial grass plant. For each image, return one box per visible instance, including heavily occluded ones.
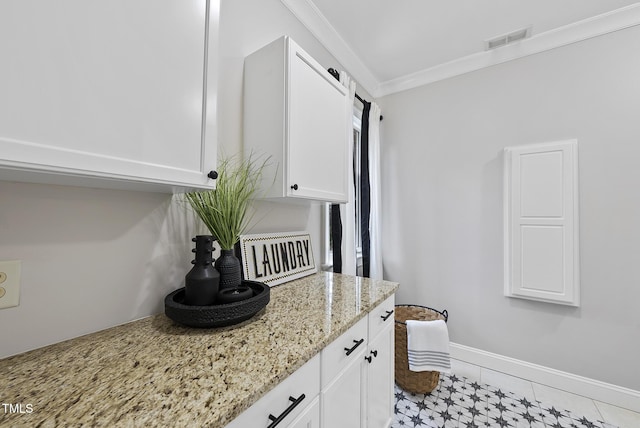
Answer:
[186,154,269,250]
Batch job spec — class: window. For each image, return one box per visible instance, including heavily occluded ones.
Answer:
[322,201,332,271]
[352,113,363,276]
[323,110,363,274]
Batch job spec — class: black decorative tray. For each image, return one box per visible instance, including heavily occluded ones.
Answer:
[164,280,270,328]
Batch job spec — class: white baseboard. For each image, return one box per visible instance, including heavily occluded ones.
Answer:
[450,342,640,413]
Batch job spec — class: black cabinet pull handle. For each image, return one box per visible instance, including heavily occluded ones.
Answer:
[290,184,299,190]
[381,310,394,321]
[207,170,218,180]
[344,338,364,356]
[370,350,378,358]
[267,394,305,428]
[365,355,372,363]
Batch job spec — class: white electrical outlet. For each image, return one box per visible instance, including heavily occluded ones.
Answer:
[0,260,21,309]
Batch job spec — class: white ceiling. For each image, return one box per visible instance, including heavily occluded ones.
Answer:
[286,0,640,96]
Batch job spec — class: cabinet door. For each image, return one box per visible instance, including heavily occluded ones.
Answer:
[366,323,394,428]
[504,140,579,305]
[288,396,320,428]
[321,352,365,428]
[0,0,217,191]
[287,43,349,202]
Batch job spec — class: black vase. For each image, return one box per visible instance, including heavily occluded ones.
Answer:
[184,235,220,306]
[215,248,242,290]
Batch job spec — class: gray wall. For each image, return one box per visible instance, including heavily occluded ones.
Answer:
[0,0,337,358]
[378,25,640,390]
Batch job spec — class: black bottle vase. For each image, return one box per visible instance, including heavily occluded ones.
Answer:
[184,235,220,306]
[215,248,242,290]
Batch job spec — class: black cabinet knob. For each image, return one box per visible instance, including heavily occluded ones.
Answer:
[291,184,299,190]
[207,170,218,180]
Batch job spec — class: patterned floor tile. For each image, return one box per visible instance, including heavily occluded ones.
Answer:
[391,373,617,428]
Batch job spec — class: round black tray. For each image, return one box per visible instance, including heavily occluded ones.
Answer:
[164,280,270,328]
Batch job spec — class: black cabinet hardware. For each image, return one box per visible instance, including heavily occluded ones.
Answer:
[344,338,364,356]
[290,184,299,190]
[381,310,394,321]
[207,170,218,180]
[365,349,378,364]
[267,394,306,428]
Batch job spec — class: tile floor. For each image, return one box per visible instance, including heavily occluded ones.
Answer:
[392,359,640,428]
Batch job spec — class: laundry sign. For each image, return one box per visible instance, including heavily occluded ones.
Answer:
[239,231,317,286]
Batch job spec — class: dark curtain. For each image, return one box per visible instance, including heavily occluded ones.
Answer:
[360,101,371,278]
[330,204,342,273]
[327,67,372,277]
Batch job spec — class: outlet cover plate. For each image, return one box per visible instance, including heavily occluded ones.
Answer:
[0,260,21,309]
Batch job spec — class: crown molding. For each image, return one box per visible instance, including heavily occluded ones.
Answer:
[282,1,640,98]
[280,0,379,95]
[376,3,640,97]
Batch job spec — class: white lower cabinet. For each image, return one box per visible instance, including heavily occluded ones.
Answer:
[319,294,395,428]
[225,295,395,428]
[225,355,320,428]
[320,317,368,428]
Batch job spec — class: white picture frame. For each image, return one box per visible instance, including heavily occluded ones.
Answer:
[239,231,317,286]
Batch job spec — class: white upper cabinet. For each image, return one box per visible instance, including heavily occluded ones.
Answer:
[244,36,349,203]
[0,0,219,192]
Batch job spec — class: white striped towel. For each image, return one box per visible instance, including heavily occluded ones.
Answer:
[406,319,451,373]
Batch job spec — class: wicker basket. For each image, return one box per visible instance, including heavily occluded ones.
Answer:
[394,305,449,394]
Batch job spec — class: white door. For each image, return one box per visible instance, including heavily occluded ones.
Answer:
[504,140,579,306]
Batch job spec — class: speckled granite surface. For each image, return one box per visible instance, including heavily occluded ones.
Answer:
[0,272,398,427]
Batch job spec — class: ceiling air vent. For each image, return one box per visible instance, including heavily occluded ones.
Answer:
[485,26,531,50]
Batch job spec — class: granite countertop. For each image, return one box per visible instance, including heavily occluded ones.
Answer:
[0,272,398,427]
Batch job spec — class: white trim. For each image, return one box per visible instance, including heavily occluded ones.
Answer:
[377,4,640,96]
[281,1,640,97]
[450,342,640,413]
[280,0,379,95]
[0,136,213,190]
